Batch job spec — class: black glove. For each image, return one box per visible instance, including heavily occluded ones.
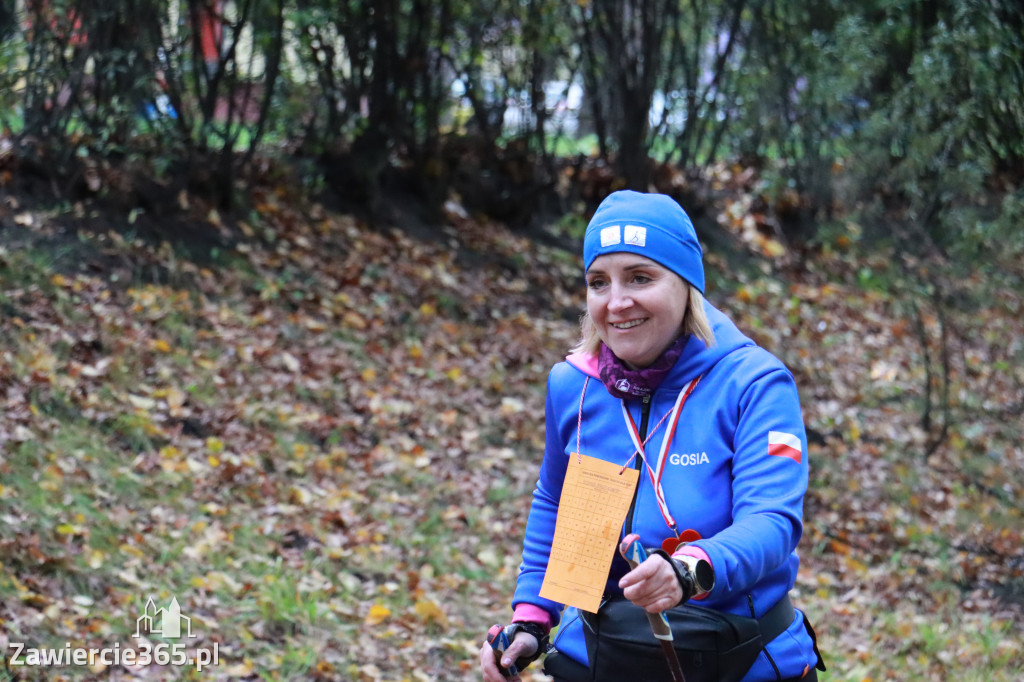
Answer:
[487,621,550,677]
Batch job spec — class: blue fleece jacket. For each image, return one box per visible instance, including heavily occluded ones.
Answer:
[511,302,820,680]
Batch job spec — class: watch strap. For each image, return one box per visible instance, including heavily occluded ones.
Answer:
[651,548,714,605]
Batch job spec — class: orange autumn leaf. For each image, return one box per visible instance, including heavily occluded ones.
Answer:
[413,599,448,627]
[364,603,391,626]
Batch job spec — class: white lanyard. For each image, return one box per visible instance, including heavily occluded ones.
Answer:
[619,377,700,532]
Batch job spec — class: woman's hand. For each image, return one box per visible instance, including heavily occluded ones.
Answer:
[618,534,683,613]
[478,628,538,681]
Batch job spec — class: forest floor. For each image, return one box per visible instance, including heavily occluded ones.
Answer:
[1,163,1022,681]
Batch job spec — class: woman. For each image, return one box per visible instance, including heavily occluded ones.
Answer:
[479,190,824,682]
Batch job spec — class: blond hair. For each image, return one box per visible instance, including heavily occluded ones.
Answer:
[570,285,715,356]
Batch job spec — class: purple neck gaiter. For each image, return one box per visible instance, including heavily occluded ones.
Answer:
[598,335,688,400]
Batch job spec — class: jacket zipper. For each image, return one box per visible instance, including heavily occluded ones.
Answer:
[623,394,652,537]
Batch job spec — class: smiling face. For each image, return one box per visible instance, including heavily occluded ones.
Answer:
[585,253,690,369]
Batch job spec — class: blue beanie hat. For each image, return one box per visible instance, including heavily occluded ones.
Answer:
[583,190,705,294]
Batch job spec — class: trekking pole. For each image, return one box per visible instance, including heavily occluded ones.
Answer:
[486,624,518,678]
[621,537,686,682]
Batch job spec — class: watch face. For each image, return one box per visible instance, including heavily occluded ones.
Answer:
[694,560,714,592]
[678,555,715,593]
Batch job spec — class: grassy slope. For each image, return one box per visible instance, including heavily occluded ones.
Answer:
[0,180,1021,681]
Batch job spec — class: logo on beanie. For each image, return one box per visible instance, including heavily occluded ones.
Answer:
[600,226,621,247]
[624,225,646,247]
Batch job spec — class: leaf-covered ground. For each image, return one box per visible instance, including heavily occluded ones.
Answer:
[1,170,1022,681]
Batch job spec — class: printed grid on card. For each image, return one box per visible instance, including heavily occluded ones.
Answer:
[539,454,639,612]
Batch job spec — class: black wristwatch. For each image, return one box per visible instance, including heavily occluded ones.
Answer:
[653,548,715,604]
[675,554,715,594]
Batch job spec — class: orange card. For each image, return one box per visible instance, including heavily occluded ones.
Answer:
[539,454,640,613]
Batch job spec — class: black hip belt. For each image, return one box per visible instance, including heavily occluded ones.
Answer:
[758,593,796,643]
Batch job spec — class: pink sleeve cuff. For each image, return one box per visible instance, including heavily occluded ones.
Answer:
[512,604,553,633]
[673,545,713,600]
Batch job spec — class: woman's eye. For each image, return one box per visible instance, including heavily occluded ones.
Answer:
[632,274,651,284]
[587,278,607,289]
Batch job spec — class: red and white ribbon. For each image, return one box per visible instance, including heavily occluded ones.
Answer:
[618,377,700,532]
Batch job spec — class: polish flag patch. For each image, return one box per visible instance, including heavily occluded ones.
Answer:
[768,431,802,463]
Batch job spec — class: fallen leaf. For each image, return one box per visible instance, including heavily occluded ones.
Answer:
[364,604,391,626]
[413,599,448,627]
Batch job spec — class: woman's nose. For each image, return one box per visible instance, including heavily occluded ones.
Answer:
[608,284,632,311]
